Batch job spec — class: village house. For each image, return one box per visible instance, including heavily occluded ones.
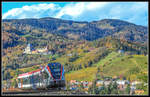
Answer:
[82,81,88,87]
[70,85,78,91]
[118,49,124,54]
[104,80,111,86]
[112,76,118,80]
[36,46,48,53]
[116,80,129,85]
[84,87,89,91]
[88,82,93,86]
[31,50,38,54]
[70,80,77,85]
[67,53,73,56]
[144,83,148,86]
[130,85,136,91]
[134,89,144,94]
[130,80,143,93]
[97,80,104,84]
[131,81,142,86]
[69,80,93,91]
[96,80,104,87]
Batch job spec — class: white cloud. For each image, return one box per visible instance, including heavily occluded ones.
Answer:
[3,8,22,18]
[2,3,59,19]
[55,2,109,19]
[86,2,108,10]
[55,2,85,18]
[2,2,148,26]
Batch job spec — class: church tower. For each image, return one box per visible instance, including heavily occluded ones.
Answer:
[24,43,32,54]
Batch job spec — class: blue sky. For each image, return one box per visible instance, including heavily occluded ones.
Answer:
[2,2,148,26]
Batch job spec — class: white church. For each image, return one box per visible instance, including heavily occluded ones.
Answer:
[23,44,48,54]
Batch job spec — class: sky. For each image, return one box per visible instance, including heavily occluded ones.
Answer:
[2,2,148,26]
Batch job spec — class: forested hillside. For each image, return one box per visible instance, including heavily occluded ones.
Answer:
[2,17,148,45]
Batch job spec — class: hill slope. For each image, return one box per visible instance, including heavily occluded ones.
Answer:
[2,17,148,44]
[66,51,148,83]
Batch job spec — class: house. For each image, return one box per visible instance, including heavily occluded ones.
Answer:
[131,81,142,86]
[116,80,126,85]
[112,76,118,80]
[96,80,104,86]
[31,50,38,54]
[118,50,124,54]
[96,83,101,87]
[88,82,92,86]
[144,83,148,86]
[130,85,136,91]
[67,53,73,56]
[84,87,89,91]
[104,81,111,86]
[37,46,48,53]
[70,86,78,91]
[82,81,88,87]
[134,90,144,94]
[70,80,77,85]
[75,81,80,85]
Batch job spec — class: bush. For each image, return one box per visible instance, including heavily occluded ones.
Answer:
[69,56,79,62]
[121,59,124,61]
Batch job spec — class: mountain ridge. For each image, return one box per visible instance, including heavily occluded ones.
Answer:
[2,17,147,27]
[2,17,148,46]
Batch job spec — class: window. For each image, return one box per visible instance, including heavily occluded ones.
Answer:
[33,74,40,83]
[42,70,49,79]
[22,77,30,85]
[48,63,62,79]
[53,69,61,72]
[18,79,21,83]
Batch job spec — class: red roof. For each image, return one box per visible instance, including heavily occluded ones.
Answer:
[18,69,41,78]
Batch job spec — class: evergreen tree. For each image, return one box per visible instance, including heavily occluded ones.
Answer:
[111,81,118,94]
[125,84,131,94]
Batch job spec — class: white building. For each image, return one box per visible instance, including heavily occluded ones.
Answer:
[116,80,126,85]
[96,80,104,85]
[104,81,111,86]
[116,80,129,85]
[131,81,142,86]
[23,44,49,54]
[37,46,48,53]
[24,44,32,54]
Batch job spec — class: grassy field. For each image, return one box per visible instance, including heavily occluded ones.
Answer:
[65,51,148,83]
[65,67,97,82]
[93,51,120,66]
[95,52,148,81]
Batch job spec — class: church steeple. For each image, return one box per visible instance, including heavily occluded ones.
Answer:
[24,43,32,54]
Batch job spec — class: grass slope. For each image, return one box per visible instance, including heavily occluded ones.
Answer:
[65,67,97,82]
[96,52,148,82]
[65,51,148,83]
